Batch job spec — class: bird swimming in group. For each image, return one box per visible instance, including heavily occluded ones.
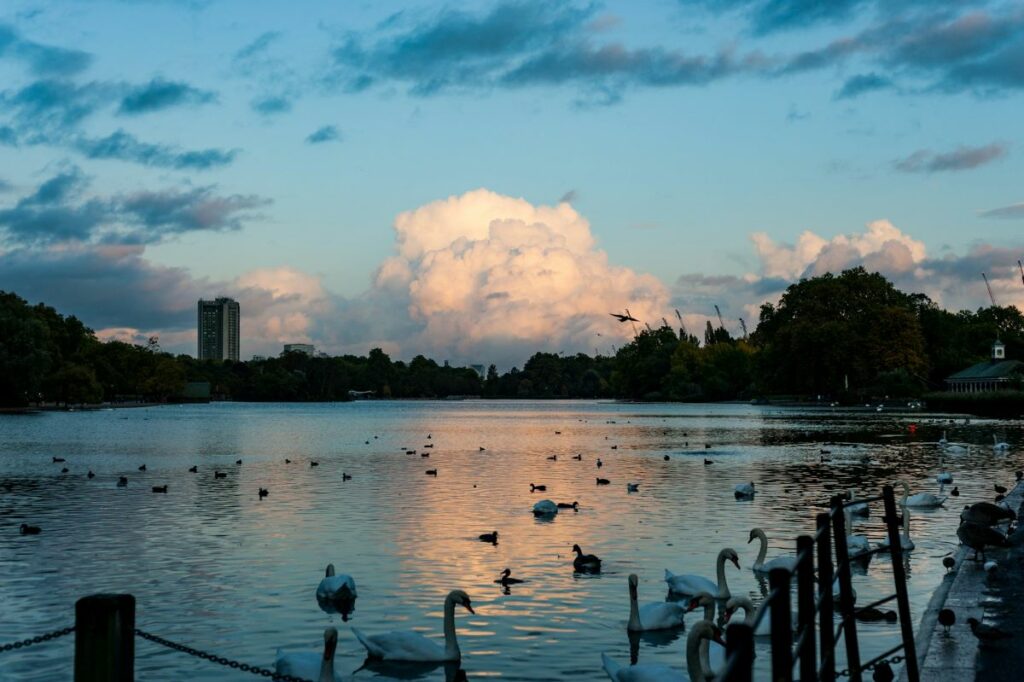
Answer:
[627,482,640,492]
[734,482,756,499]
[341,473,352,481]
[994,483,1007,494]
[214,471,227,479]
[666,548,740,599]
[87,470,95,479]
[60,467,69,473]
[235,459,242,465]
[897,480,946,508]
[138,464,146,471]
[117,476,128,487]
[572,544,602,572]
[573,453,582,460]
[285,458,291,464]
[317,563,357,605]
[749,528,797,573]
[495,568,524,586]
[533,499,558,516]
[310,461,319,467]
[188,465,197,473]
[479,531,498,543]
[624,574,687,632]
[950,486,959,497]
[352,590,474,662]
[556,501,579,510]
[664,455,670,461]
[547,455,557,461]
[596,478,610,485]
[530,483,547,492]
[600,620,724,682]
[426,469,438,476]
[596,458,603,468]
[275,627,339,682]
[152,485,168,493]
[704,459,713,465]
[52,457,65,463]
[259,487,269,498]
[993,435,1009,451]
[20,524,41,535]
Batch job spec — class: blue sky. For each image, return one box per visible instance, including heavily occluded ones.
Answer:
[1,0,1023,365]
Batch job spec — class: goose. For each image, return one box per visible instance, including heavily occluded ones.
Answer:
[556,501,579,510]
[600,620,723,682]
[748,528,797,573]
[352,590,474,662]
[724,596,794,637]
[572,544,602,572]
[845,490,869,517]
[530,484,547,492]
[495,568,524,586]
[479,531,498,543]
[275,627,339,682]
[734,482,755,499]
[533,499,558,516]
[898,480,946,508]
[665,548,739,598]
[879,504,915,551]
[625,574,686,631]
[627,483,640,492]
[316,563,357,602]
[993,435,1009,451]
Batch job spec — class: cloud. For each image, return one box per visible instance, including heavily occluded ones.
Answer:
[250,94,292,115]
[118,187,271,238]
[305,125,340,144]
[74,130,238,170]
[0,23,92,77]
[118,78,216,115]
[833,72,894,99]
[233,31,282,68]
[893,142,1007,173]
[979,203,1024,219]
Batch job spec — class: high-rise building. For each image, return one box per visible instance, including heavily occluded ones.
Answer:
[283,343,315,356]
[197,297,240,361]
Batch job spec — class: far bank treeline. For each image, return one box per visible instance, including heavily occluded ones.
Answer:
[3,267,1024,407]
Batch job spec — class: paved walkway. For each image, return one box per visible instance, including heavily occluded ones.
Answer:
[906,481,1024,682]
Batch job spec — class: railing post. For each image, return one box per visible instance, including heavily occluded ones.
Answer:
[817,512,835,682]
[769,567,793,682]
[830,495,861,682]
[797,534,817,682]
[725,621,755,682]
[74,594,135,682]
[883,484,920,682]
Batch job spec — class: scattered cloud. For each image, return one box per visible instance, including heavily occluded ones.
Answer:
[118,78,216,115]
[0,23,92,77]
[305,125,340,144]
[979,203,1024,220]
[251,94,292,115]
[74,130,238,170]
[834,72,894,99]
[558,189,578,204]
[893,142,1007,173]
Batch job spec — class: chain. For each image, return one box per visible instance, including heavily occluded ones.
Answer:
[135,629,314,682]
[835,655,906,678]
[0,626,75,653]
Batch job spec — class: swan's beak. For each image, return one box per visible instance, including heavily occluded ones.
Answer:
[731,558,741,570]
[463,602,475,614]
[713,627,726,646]
[685,599,700,613]
[747,535,754,544]
[723,609,734,624]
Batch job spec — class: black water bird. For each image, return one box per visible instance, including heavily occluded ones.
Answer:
[596,458,603,468]
[938,608,956,635]
[310,461,319,467]
[572,544,602,571]
[236,459,242,465]
[285,458,291,463]
[596,477,610,485]
[87,470,95,479]
[424,444,434,449]
[479,531,498,543]
[421,452,430,457]
[957,522,1010,561]
[20,524,41,535]
[530,484,547,492]
[557,501,579,510]
[704,459,713,465]
[427,434,432,439]
[365,440,370,445]
[342,473,352,481]
[61,467,69,473]
[705,444,712,449]
[138,464,146,471]
[554,431,562,435]
[943,556,956,573]
[950,486,959,496]
[855,607,897,623]
[188,465,198,473]
[214,471,227,479]
[52,457,66,463]
[425,469,438,476]
[967,617,1012,641]
[663,455,670,461]
[495,568,524,585]
[479,447,486,452]
[547,455,557,461]
[259,487,269,498]
[995,494,1006,503]
[995,483,1008,494]
[152,485,168,493]
[117,476,128,487]
[405,450,416,455]
[610,445,618,450]
[573,453,582,460]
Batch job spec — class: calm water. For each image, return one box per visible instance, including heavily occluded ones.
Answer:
[1,401,1021,681]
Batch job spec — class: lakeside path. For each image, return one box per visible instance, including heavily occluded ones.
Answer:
[906,480,1024,681]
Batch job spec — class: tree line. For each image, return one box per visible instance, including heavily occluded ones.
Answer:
[2,267,1022,408]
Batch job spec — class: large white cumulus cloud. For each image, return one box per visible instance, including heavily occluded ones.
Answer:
[366,189,669,365]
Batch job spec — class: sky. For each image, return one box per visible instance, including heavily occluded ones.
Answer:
[1,0,1023,367]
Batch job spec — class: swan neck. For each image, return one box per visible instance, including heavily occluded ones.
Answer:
[754,531,767,568]
[716,551,730,597]
[687,626,715,681]
[627,585,641,630]
[443,595,460,659]
[703,600,716,623]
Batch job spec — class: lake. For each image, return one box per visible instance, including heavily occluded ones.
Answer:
[1,401,1020,680]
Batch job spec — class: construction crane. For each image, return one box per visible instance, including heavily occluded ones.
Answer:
[714,304,726,330]
[675,309,687,339]
[662,317,671,330]
[738,318,748,339]
[1018,260,1024,286]
[982,272,998,307]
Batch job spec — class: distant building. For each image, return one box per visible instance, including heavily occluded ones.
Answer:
[470,364,485,378]
[945,340,1024,393]
[283,343,315,356]
[251,355,267,362]
[197,297,240,361]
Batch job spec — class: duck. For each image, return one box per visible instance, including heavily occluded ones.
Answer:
[665,548,739,598]
[188,465,198,473]
[556,501,580,510]
[950,486,959,497]
[275,627,339,682]
[994,483,1007,494]
[627,483,640,492]
[310,461,319,467]
[479,531,498,543]
[573,453,583,460]
[878,503,915,551]
[117,476,128,487]
[530,483,547,492]
[596,458,603,468]
[285,458,292,464]
[316,563,357,603]
[87,470,95,479]
[734,482,755,499]
[341,473,352,481]
[596,478,610,485]
[20,523,41,535]
[151,485,168,493]
[425,469,438,476]
[993,435,1010,451]
[898,480,946,508]
[352,590,474,662]
[600,620,723,682]
[495,568,524,586]
[572,544,602,572]
[235,459,242,465]
[138,464,147,472]
[533,499,558,516]
[748,528,797,573]
[258,487,269,498]
[214,471,227,479]
[625,574,686,631]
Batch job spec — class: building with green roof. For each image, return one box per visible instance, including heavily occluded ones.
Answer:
[945,340,1024,394]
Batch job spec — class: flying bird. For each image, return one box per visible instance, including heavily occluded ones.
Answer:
[609,311,639,322]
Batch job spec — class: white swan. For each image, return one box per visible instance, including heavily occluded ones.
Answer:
[898,480,946,508]
[938,431,947,446]
[316,563,357,602]
[831,577,857,604]
[845,489,869,517]
[532,499,558,516]
[943,441,968,454]
[665,548,739,598]
[626,574,686,631]
[724,596,794,638]
[749,528,797,573]
[843,507,871,555]
[352,590,474,662]
[600,620,722,682]
[689,593,726,670]
[879,503,915,551]
[936,471,953,484]
[993,435,1009,451]
[275,627,340,682]
[734,482,755,499]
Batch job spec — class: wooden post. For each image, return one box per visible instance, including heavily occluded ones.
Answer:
[75,594,135,682]
[726,622,755,682]
[816,512,836,682]
[769,567,793,682]
[797,534,818,682]
[883,485,920,682]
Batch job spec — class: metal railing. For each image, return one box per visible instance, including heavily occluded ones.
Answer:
[716,484,919,682]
